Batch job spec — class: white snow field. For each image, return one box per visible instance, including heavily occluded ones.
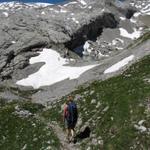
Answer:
[130,0,150,15]
[104,55,134,74]
[0,2,53,10]
[16,48,97,89]
[119,28,142,40]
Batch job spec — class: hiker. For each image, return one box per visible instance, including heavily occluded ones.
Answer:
[63,95,78,142]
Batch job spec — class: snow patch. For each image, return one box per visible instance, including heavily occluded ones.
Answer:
[120,16,126,21]
[41,11,45,15]
[77,0,87,6]
[101,8,105,12]
[104,55,134,74]
[130,18,137,23]
[131,1,150,16]
[133,12,141,17]
[88,6,92,9]
[72,17,79,24]
[2,11,8,17]
[83,41,90,51]
[83,41,94,55]
[16,48,97,89]
[119,28,141,40]
[58,5,68,13]
[60,9,67,13]
[11,41,16,44]
[30,2,53,7]
[0,2,53,10]
[63,1,77,7]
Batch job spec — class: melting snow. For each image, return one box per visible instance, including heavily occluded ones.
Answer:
[60,9,67,13]
[63,1,77,7]
[29,2,53,7]
[104,55,134,74]
[2,11,8,17]
[83,41,94,55]
[11,41,16,44]
[88,6,92,9]
[41,11,45,15]
[77,0,87,6]
[133,12,141,17]
[16,48,97,89]
[130,1,150,15]
[59,5,68,13]
[119,28,141,40]
[72,17,79,24]
[0,2,53,10]
[130,18,137,23]
[120,16,126,21]
[101,9,105,12]
[83,41,90,51]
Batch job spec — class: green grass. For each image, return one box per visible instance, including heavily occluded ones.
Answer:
[42,55,150,149]
[0,102,60,150]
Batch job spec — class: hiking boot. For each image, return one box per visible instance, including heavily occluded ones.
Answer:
[70,136,75,143]
[65,137,70,143]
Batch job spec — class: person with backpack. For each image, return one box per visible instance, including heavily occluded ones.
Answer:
[63,95,78,143]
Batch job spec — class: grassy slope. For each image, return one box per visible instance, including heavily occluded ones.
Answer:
[42,55,150,150]
[0,101,60,150]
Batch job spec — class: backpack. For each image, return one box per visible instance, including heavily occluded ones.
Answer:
[67,102,78,124]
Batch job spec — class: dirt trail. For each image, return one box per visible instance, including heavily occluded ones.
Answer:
[36,115,78,150]
[48,122,78,150]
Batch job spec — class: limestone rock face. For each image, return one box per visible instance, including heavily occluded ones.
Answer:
[0,0,148,83]
[0,0,119,80]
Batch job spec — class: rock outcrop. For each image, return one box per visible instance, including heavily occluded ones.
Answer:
[0,0,134,80]
[0,0,149,104]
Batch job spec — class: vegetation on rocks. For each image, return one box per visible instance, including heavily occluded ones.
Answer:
[0,101,60,150]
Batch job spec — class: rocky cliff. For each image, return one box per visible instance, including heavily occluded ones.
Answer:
[0,0,149,103]
[0,0,136,80]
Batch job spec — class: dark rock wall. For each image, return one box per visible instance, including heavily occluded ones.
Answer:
[65,13,118,50]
